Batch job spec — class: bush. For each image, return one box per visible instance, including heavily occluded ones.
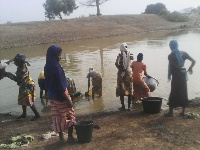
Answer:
[166,11,189,22]
[145,3,166,14]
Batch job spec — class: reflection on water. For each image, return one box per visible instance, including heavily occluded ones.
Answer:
[0,29,200,116]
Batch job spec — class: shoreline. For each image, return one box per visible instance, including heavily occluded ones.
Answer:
[0,14,200,50]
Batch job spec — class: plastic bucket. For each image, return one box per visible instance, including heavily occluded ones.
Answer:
[75,121,94,143]
[142,97,162,113]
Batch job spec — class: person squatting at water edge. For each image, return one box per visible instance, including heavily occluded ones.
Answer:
[44,45,76,142]
[165,40,196,117]
[2,54,41,121]
[130,53,151,102]
[87,68,102,98]
[115,43,133,111]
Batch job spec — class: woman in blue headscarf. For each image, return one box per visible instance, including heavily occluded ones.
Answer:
[165,40,196,117]
[44,45,76,142]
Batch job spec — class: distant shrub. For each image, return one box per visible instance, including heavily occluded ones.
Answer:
[145,3,166,14]
[166,11,189,22]
[158,9,170,17]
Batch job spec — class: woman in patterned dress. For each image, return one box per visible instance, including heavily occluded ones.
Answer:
[87,68,102,98]
[115,43,133,110]
[4,54,40,121]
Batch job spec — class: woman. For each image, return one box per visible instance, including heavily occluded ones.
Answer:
[44,45,76,142]
[115,43,133,110]
[130,53,151,101]
[87,68,102,98]
[165,40,196,117]
[3,54,40,121]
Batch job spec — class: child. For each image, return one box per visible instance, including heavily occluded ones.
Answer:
[38,71,48,99]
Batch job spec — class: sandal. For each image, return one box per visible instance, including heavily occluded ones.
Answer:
[16,115,27,119]
[30,115,41,121]
[164,112,173,117]
[180,113,185,116]
[118,107,126,111]
[67,136,77,143]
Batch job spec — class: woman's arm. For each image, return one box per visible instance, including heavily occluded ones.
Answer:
[186,53,196,74]
[143,64,151,78]
[4,72,17,82]
[62,91,73,108]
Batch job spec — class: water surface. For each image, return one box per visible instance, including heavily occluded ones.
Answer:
[0,30,200,116]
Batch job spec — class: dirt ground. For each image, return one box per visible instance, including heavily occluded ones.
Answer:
[1,98,200,150]
[1,14,200,150]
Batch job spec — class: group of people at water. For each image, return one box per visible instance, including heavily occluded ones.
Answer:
[0,39,196,142]
[115,40,196,117]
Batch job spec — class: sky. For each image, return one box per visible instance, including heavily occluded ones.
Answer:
[0,0,200,24]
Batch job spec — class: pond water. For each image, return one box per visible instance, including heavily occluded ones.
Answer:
[0,29,200,116]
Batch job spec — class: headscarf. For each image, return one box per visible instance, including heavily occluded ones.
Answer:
[120,43,131,70]
[7,54,30,66]
[137,53,143,62]
[168,40,187,82]
[44,45,68,89]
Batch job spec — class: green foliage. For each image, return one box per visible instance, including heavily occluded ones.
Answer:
[164,11,189,22]
[145,3,166,14]
[43,0,78,20]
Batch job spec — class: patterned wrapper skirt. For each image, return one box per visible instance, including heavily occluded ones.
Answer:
[92,75,102,96]
[50,89,76,133]
[18,77,36,106]
[116,70,132,97]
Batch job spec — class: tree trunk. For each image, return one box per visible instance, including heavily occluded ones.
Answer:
[96,0,101,16]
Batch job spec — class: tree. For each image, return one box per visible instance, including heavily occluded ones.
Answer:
[145,3,166,14]
[43,0,78,20]
[81,0,110,16]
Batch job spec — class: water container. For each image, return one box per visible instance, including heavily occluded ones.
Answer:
[75,121,94,143]
[0,60,6,80]
[143,77,159,92]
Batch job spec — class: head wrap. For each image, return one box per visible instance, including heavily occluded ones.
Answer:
[7,54,30,66]
[119,43,131,70]
[44,45,68,89]
[137,53,143,61]
[168,40,187,82]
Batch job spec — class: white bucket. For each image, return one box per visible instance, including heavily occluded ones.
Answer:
[143,77,159,92]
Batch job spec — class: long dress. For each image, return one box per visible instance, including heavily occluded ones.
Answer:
[115,53,132,97]
[5,65,36,106]
[130,61,150,100]
[168,51,191,108]
[87,71,102,97]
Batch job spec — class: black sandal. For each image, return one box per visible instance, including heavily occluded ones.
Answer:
[16,115,27,119]
[30,115,40,121]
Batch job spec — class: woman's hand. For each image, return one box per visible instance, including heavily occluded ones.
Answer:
[188,67,193,74]
[67,99,73,108]
[62,91,73,108]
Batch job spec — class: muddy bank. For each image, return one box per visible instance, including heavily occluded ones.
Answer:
[0,98,200,150]
[0,14,200,50]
